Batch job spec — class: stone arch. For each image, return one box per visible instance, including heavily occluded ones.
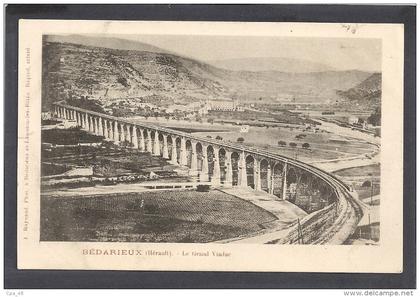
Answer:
[98,117,103,135]
[89,115,93,130]
[286,166,299,202]
[218,148,227,183]
[260,159,270,193]
[311,178,336,211]
[287,166,299,184]
[167,135,174,160]
[108,120,114,139]
[95,117,101,134]
[294,170,313,210]
[90,116,96,134]
[134,126,141,148]
[151,130,158,139]
[157,130,163,156]
[245,154,255,189]
[196,142,204,172]
[231,151,240,186]
[96,117,102,133]
[206,145,215,179]
[158,132,165,155]
[107,120,113,139]
[125,123,131,143]
[175,136,182,163]
[272,162,284,198]
[185,139,193,168]
[101,119,107,138]
[118,123,124,142]
[149,130,158,154]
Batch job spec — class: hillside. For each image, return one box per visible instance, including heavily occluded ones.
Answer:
[42,41,232,110]
[42,39,374,111]
[208,57,336,73]
[225,70,372,102]
[336,73,381,107]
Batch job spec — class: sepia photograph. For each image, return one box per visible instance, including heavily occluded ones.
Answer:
[16,19,404,273]
[40,33,379,245]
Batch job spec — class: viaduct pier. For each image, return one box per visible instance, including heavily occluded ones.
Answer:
[53,102,364,244]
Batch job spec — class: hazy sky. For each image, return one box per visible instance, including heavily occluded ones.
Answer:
[105,34,382,72]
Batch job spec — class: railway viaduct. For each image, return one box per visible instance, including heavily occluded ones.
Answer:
[53,103,364,243]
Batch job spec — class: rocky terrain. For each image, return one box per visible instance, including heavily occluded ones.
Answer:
[336,73,382,108]
[42,35,377,111]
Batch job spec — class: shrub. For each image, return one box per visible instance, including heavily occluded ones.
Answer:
[302,143,310,149]
[179,234,194,243]
[144,204,159,214]
[215,135,223,140]
[196,184,211,192]
[289,142,297,148]
[121,140,134,148]
[237,137,245,143]
[278,140,287,147]
[362,181,372,187]
[42,119,62,125]
[102,140,115,148]
[117,77,129,87]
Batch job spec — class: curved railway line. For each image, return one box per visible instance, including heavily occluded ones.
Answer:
[53,103,365,244]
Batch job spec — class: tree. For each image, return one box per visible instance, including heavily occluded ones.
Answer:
[93,159,117,177]
[102,140,115,149]
[362,180,372,187]
[196,184,211,192]
[121,140,134,148]
[289,142,297,148]
[367,106,381,126]
[216,135,223,141]
[237,137,245,143]
[278,140,286,147]
[117,77,129,87]
[302,143,310,149]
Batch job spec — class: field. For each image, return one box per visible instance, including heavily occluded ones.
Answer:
[129,116,376,163]
[41,190,276,243]
[42,128,104,145]
[42,144,172,175]
[334,164,381,200]
[194,124,375,162]
[165,126,228,133]
[334,164,381,177]
[205,110,318,126]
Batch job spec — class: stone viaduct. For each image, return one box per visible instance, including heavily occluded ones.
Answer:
[53,102,364,243]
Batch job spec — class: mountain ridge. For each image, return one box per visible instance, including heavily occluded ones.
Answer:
[207,57,336,73]
[42,39,375,111]
[45,35,174,55]
[336,73,381,105]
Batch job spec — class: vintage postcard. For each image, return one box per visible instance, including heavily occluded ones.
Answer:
[17,20,404,272]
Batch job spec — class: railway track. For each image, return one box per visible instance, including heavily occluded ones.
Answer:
[55,103,365,244]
